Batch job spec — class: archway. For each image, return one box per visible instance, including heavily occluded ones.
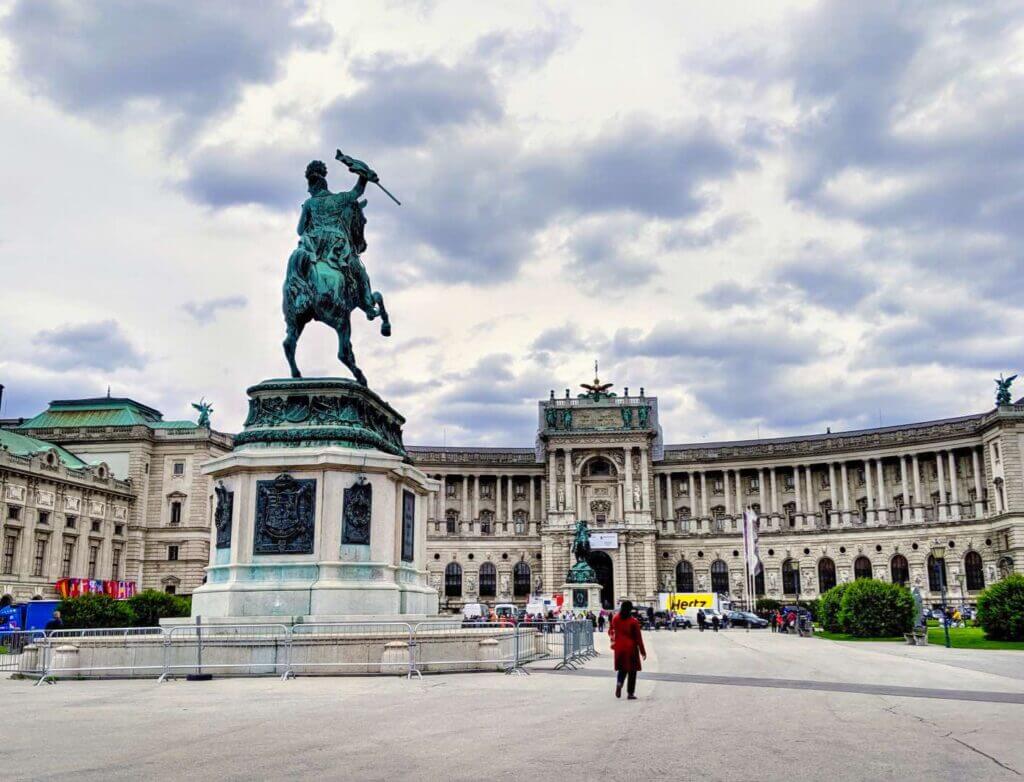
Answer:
[587,550,614,609]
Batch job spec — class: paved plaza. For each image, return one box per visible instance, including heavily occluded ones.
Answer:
[2,630,1023,781]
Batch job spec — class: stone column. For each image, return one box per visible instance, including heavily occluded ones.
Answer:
[828,463,838,524]
[700,472,708,517]
[912,454,924,522]
[623,447,634,514]
[617,482,625,520]
[639,447,650,512]
[735,469,743,518]
[617,537,630,602]
[688,472,696,519]
[875,458,887,523]
[529,475,536,524]
[547,451,557,511]
[948,451,960,520]
[770,467,779,515]
[654,472,663,520]
[863,460,874,523]
[723,470,732,516]
[840,462,851,524]
[936,452,947,521]
[793,466,802,516]
[437,474,446,519]
[758,468,767,518]
[805,464,815,526]
[461,475,469,521]
[972,448,984,517]
[495,474,503,523]
[564,449,573,513]
[472,475,480,527]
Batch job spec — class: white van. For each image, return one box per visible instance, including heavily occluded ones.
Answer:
[494,603,517,620]
[462,603,489,620]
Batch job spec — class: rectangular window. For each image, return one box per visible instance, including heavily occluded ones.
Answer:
[7,505,20,521]
[170,501,182,526]
[168,545,179,561]
[750,477,759,491]
[2,533,19,574]
[38,511,50,525]
[91,520,101,533]
[114,524,124,536]
[784,476,794,490]
[165,585,177,595]
[87,545,99,579]
[173,461,185,476]
[32,537,47,577]
[66,515,77,529]
[61,540,75,578]
[111,547,122,579]
[445,483,456,498]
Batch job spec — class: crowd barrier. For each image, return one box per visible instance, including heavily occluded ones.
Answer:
[0,618,597,685]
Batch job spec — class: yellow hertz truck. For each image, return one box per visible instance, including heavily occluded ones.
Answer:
[659,592,733,626]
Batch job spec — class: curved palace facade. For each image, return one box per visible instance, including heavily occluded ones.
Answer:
[416,385,1023,613]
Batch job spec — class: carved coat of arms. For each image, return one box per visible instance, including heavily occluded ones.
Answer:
[254,473,316,554]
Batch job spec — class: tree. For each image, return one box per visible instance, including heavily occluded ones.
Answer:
[59,594,135,629]
[977,574,1024,641]
[818,583,851,633]
[127,590,191,627]
[836,579,914,638]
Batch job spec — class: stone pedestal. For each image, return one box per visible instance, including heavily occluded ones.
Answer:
[560,582,602,612]
[190,378,439,620]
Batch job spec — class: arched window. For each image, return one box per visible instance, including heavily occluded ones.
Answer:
[854,556,873,580]
[445,509,458,534]
[444,562,462,597]
[818,558,837,592]
[479,562,496,597]
[675,560,694,592]
[927,555,947,592]
[588,458,613,476]
[890,555,909,586]
[965,551,985,591]
[710,560,729,594]
[782,559,801,594]
[513,561,531,597]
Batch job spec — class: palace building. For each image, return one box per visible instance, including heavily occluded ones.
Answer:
[1,381,1021,612]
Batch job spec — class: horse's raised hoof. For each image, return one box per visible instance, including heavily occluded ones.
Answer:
[381,323,392,337]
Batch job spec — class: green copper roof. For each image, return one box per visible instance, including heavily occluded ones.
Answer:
[17,397,195,431]
[0,429,89,469]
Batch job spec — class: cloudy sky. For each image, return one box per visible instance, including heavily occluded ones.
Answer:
[1,0,1022,446]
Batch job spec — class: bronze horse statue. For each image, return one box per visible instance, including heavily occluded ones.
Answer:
[282,153,391,385]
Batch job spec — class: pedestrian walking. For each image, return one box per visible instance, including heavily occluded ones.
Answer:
[697,608,706,632]
[711,613,720,632]
[598,612,606,632]
[44,610,64,632]
[609,600,646,700]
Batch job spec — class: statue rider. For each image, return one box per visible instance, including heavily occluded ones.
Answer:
[294,159,379,323]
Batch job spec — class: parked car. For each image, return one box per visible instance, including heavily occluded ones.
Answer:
[652,610,691,629]
[726,610,768,628]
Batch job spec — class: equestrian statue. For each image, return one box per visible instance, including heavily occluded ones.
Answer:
[282,150,397,385]
[566,519,598,583]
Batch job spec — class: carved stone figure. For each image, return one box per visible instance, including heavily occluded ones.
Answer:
[500,574,510,595]
[283,152,395,384]
[254,474,316,554]
[467,575,477,594]
[557,486,565,510]
[341,476,372,545]
[632,484,642,510]
[544,407,557,429]
[662,572,672,590]
[561,408,573,429]
[638,406,650,428]
[621,407,633,428]
[698,574,707,590]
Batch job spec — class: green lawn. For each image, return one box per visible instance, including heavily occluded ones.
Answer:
[815,626,1024,650]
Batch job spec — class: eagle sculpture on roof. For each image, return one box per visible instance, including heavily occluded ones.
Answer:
[579,361,616,401]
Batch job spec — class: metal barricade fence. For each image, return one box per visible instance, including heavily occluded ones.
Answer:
[553,620,597,670]
[411,620,529,675]
[0,630,47,675]
[159,624,291,681]
[288,622,416,678]
[35,626,167,683]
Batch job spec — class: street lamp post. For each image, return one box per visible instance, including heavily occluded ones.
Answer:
[931,545,951,648]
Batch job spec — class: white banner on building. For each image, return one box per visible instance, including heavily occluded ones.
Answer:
[590,532,619,550]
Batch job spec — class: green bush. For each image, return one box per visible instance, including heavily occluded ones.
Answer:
[127,590,191,627]
[836,579,914,638]
[977,574,1024,641]
[59,594,136,629]
[755,598,781,613]
[818,583,851,633]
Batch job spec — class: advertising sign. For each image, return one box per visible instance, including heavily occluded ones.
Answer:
[590,532,619,550]
[666,592,716,612]
[54,578,138,600]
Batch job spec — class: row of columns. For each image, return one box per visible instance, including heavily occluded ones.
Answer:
[544,446,651,516]
[431,474,541,524]
[655,446,988,524]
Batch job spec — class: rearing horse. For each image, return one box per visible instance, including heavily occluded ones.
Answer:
[282,158,391,385]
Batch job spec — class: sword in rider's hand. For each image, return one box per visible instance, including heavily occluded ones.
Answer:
[336,149,402,206]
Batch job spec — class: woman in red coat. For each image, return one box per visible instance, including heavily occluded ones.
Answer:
[608,600,646,699]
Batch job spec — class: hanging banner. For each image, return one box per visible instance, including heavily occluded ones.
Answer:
[590,532,619,550]
[54,578,138,600]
